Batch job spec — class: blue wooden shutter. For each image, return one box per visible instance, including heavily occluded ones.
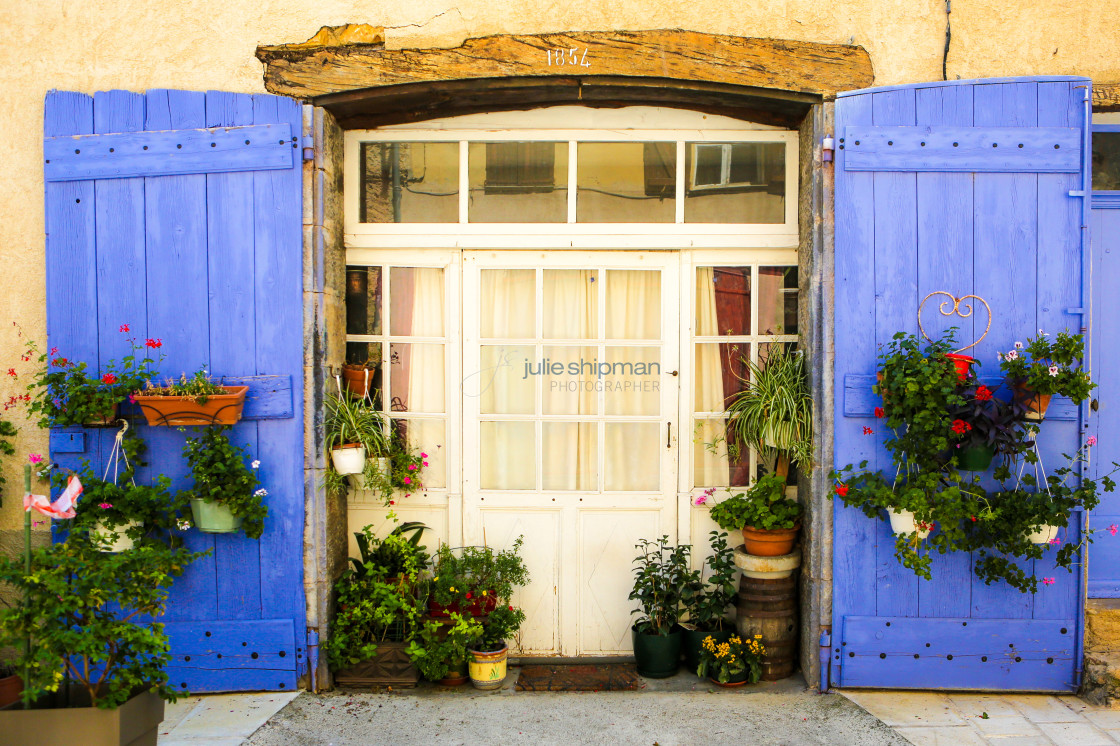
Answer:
[832,77,1091,691]
[44,89,306,692]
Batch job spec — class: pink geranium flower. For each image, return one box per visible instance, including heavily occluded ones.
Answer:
[98,502,113,509]
[1088,436,1098,447]
[28,454,43,464]
[403,476,412,485]
[1042,578,1055,586]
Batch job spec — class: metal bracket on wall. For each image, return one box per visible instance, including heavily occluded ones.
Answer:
[917,291,992,353]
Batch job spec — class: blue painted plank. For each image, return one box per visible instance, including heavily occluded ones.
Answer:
[1092,194,1120,209]
[252,94,307,665]
[914,83,975,620]
[164,619,296,664]
[165,666,298,694]
[44,91,99,489]
[206,91,264,623]
[871,87,920,619]
[44,123,293,181]
[1034,80,1087,617]
[838,76,1089,99]
[843,374,1078,420]
[832,89,878,685]
[143,89,217,622]
[48,431,85,453]
[970,81,1038,621]
[843,125,1081,172]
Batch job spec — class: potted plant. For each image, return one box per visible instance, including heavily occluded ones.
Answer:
[327,530,427,688]
[628,535,690,678]
[0,662,21,709]
[341,348,382,402]
[946,383,1034,472]
[180,426,267,538]
[465,603,526,691]
[724,343,812,477]
[69,472,185,552]
[679,530,737,673]
[708,473,803,556]
[408,612,484,686]
[324,389,388,478]
[998,330,1094,421]
[133,367,248,427]
[349,521,429,581]
[360,423,427,503]
[696,632,766,687]
[426,538,528,619]
[21,326,162,428]
[0,532,203,742]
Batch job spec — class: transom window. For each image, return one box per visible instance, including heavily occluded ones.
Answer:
[344,127,798,247]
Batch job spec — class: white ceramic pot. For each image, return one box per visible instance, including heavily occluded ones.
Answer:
[91,520,140,552]
[376,457,391,475]
[331,444,366,475]
[888,508,931,540]
[1026,524,1060,545]
[733,545,801,579]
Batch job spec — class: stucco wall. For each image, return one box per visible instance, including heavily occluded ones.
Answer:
[2,1,1119,532]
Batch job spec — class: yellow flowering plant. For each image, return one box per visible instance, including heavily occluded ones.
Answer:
[696,633,765,684]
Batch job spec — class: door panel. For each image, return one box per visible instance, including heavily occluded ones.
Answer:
[463,251,680,656]
[832,77,1091,691]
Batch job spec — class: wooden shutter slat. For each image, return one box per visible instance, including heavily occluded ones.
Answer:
[842,125,1081,172]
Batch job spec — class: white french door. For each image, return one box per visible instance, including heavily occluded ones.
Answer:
[462,251,680,656]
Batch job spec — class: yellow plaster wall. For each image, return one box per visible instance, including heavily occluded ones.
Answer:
[1,0,1119,530]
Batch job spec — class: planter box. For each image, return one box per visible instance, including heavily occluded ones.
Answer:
[333,641,418,688]
[0,687,164,746]
[133,385,248,426]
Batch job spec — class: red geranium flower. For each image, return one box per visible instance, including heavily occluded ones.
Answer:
[874,406,885,418]
[6,368,15,377]
[119,324,130,333]
[951,419,971,434]
[862,426,873,435]
[102,373,117,385]
[465,592,472,600]
[835,484,849,497]
[51,357,68,368]
[508,605,514,612]
[974,385,993,402]
[145,338,162,348]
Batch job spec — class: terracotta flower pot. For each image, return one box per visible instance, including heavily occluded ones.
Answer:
[84,402,121,427]
[341,365,380,399]
[741,524,800,557]
[0,673,22,709]
[733,544,801,579]
[944,353,977,383]
[1012,382,1052,421]
[133,385,248,426]
[709,674,750,687]
[438,659,469,687]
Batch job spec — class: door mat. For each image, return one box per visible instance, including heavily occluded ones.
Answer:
[514,663,641,692]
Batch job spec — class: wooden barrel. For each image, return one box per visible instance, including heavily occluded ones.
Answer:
[736,573,799,681]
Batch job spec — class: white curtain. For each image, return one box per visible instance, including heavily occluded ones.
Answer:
[694,267,731,488]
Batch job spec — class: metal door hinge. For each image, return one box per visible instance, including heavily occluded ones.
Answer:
[822,136,835,162]
[302,135,315,161]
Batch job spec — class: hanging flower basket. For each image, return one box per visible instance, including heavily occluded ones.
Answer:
[341,364,379,399]
[133,385,248,426]
[1012,382,1052,421]
[189,498,244,534]
[1026,524,1060,545]
[957,444,995,472]
[90,520,141,552]
[330,444,366,475]
[887,508,931,540]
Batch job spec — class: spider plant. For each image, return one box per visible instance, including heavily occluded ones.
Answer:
[724,343,813,476]
[325,389,390,456]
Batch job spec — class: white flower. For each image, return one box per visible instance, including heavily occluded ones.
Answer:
[1007,350,1019,360]
[251,460,261,469]
[997,351,1004,361]
[176,519,192,531]
[1049,365,1060,376]
[1039,329,1048,336]
[254,488,269,497]
[1014,341,1023,349]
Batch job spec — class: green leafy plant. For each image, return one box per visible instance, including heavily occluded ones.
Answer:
[0,538,204,708]
[708,473,802,531]
[946,382,1034,461]
[629,536,690,636]
[407,612,484,681]
[359,422,428,503]
[68,471,189,549]
[681,530,737,632]
[325,389,389,455]
[998,330,1095,401]
[427,538,529,615]
[180,426,267,539]
[325,570,423,670]
[350,521,429,580]
[724,343,813,475]
[473,603,526,652]
[19,325,163,428]
[0,416,16,505]
[696,632,764,684]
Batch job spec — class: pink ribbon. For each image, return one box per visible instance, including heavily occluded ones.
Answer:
[24,475,82,520]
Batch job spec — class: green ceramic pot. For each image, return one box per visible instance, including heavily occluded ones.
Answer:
[189,498,244,534]
[632,625,682,679]
[681,626,733,675]
[958,444,995,472]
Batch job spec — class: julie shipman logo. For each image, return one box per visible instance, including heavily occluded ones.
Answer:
[522,354,660,392]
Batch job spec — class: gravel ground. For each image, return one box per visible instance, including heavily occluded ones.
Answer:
[245,682,907,746]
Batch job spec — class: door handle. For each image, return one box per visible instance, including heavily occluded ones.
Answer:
[667,422,672,449]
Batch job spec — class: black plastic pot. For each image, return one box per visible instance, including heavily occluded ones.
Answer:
[632,624,682,678]
[681,626,734,675]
